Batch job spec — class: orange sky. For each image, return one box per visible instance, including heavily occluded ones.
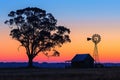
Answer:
[0,19,120,63]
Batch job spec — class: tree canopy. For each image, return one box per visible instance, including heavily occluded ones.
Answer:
[5,7,71,67]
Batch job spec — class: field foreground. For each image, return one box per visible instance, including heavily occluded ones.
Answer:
[0,68,120,80]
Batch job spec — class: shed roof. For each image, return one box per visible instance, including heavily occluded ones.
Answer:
[71,54,93,62]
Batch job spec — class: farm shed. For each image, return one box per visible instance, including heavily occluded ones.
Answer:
[71,54,94,68]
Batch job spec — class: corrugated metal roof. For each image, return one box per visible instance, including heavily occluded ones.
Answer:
[71,54,92,62]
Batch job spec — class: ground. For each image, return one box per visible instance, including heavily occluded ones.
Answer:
[0,67,120,80]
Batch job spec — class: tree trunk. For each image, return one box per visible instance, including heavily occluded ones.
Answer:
[28,56,34,68]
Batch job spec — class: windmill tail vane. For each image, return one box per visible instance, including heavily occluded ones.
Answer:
[87,37,92,41]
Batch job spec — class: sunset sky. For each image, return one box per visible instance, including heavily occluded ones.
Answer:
[0,0,120,63]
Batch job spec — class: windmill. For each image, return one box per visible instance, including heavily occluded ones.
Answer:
[87,34,101,64]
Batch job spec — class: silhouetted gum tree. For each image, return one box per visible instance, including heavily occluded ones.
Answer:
[5,7,71,67]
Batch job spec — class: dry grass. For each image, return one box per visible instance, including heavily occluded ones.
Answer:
[0,67,120,80]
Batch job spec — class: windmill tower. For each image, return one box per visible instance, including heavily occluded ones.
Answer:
[87,34,101,64]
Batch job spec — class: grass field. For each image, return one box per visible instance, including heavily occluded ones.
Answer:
[0,67,120,80]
